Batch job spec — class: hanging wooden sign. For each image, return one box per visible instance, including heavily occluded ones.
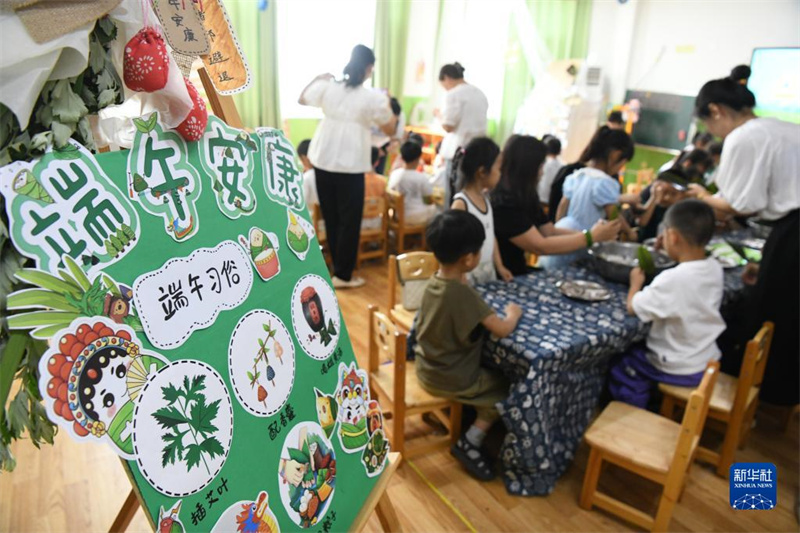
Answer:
[197,0,251,95]
[152,0,210,56]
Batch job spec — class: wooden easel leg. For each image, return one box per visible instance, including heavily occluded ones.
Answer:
[109,489,139,533]
[375,490,402,533]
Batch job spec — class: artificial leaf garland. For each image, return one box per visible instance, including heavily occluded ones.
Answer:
[0,16,122,471]
[0,16,123,166]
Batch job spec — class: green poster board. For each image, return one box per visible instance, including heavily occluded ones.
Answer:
[2,113,389,533]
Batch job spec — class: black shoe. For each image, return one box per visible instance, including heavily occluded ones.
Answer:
[450,437,495,481]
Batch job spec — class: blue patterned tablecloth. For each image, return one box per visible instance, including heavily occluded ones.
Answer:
[475,265,745,496]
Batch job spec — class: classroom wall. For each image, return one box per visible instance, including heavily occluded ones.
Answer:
[588,0,800,101]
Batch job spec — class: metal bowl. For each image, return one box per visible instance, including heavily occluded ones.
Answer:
[587,242,676,284]
[746,218,773,240]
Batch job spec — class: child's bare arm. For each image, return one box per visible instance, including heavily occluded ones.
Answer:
[482,303,522,338]
[627,267,646,315]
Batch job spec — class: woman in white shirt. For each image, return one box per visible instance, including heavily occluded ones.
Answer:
[438,63,488,205]
[690,76,799,407]
[299,45,396,288]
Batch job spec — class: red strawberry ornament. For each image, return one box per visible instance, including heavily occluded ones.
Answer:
[176,78,208,142]
[123,27,169,92]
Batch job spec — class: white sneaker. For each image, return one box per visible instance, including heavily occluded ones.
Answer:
[332,276,365,289]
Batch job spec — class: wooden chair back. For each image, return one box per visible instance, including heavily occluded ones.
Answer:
[368,305,403,371]
[388,252,438,313]
[666,361,719,489]
[363,196,387,226]
[386,189,405,225]
[742,321,774,391]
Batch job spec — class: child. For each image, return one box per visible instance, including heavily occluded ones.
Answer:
[636,168,689,242]
[451,137,513,284]
[363,147,387,231]
[414,210,522,480]
[537,135,564,208]
[607,110,625,130]
[365,146,386,198]
[609,199,724,408]
[541,127,636,269]
[298,139,318,217]
[388,141,436,226]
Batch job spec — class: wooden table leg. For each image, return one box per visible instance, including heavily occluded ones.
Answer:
[375,489,402,532]
[109,489,140,533]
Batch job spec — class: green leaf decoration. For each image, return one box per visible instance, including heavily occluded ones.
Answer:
[132,173,148,193]
[161,384,182,404]
[55,268,80,290]
[247,371,254,382]
[184,443,203,471]
[288,447,309,464]
[121,224,136,241]
[200,437,224,459]
[190,397,220,436]
[133,118,150,134]
[16,269,81,298]
[146,113,158,132]
[102,275,122,298]
[122,313,143,331]
[0,333,28,425]
[224,147,234,158]
[52,143,81,160]
[161,429,187,467]
[213,180,223,193]
[7,311,80,329]
[30,324,69,340]
[153,406,189,429]
[7,289,75,312]
[63,254,91,292]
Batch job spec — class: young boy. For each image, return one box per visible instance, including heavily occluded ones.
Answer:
[414,210,522,480]
[388,141,436,225]
[610,199,725,408]
[537,135,564,206]
[297,139,317,216]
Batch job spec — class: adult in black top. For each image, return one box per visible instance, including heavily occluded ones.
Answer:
[492,135,620,276]
[547,162,585,222]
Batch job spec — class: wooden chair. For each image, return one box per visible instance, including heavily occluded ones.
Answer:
[386,189,426,253]
[580,362,719,532]
[367,305,461,459]
[387,252,438,332]
[659,322,774,477]
[357,196,388,269]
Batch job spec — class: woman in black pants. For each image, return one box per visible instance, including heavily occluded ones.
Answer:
[690,77,799,407]
[299,45,396,288]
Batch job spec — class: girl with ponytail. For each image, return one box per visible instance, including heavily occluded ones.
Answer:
[689,75,799,406]
[298,45,397,289]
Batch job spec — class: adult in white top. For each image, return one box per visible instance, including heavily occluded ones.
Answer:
[299,44,396,289]
[689,76,799,406]
[437,62,488,204]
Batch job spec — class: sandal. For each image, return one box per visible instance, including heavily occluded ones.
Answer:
[451,437,496,481]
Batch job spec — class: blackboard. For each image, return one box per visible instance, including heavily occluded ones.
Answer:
[625,90,696,151]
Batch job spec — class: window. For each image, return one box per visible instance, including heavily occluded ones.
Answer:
[276,0,377,119]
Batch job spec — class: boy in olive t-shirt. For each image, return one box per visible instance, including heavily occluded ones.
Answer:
[414,210,522,481]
